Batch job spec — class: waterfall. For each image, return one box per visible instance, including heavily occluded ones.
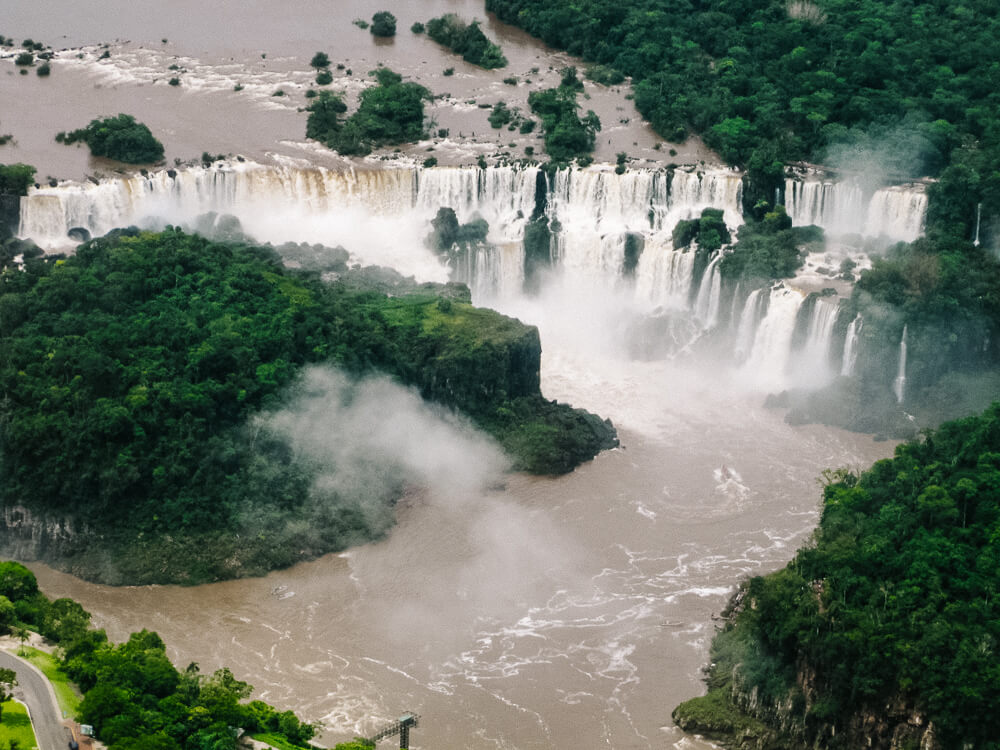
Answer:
[741,285,805,389]
[784,177,927,242]
[974,202,982,247]
[841,314,863,376]
[21,160,865,388]
[734,288,766,363]
[633,237,696,310]
[693,252,722,329]
[893,325,908,404]
[784,179,864,235]
[863,187,927,242]
[790,297,840,385]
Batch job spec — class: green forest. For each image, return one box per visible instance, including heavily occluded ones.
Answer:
[425,14,507,69]
[0,228,615,583]
[487,0,1000,241]
[306,68,429,156]
[674,403,1000,748]
[0,560,329,750]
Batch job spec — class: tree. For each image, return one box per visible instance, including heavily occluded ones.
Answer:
[59,114,164,164]
[309,51,330,69]
[42,598,91,644]
[0,563,38,601]
[0,164,36,196]
[370,11,397,37]
[0,668,18,722]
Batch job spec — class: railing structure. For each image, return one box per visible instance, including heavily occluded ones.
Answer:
[363,713,419,749]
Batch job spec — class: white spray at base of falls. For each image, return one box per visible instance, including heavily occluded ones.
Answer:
[841,314,863,376]
[18,160,922,394]
[893,325,908,404]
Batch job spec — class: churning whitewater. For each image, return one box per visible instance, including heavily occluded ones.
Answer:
[19,160,928,392]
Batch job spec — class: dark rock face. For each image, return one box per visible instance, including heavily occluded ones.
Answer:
[0,505,81,562]
[0,195,19,236]
[67,226,92,243]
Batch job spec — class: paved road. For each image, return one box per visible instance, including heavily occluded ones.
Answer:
[0,650,70,750]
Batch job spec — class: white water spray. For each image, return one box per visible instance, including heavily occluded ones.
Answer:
[841,314,863,376]
[892,325,908,404]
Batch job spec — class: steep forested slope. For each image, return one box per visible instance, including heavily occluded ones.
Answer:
[674,403,1000,749]
[0,228,615,583]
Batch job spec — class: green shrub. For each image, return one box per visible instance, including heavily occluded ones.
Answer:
[36,63,50,77]
[306,69,429,156]
[370,11,397,37]
[426,14,507,69]
[58,114,165,164]
[410,22,425,33]
[14,52,32,66]
[315,69,333,85]
[585,65,625,86]
[309,51,330,69]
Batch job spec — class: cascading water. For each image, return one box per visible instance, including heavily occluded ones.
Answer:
[740,285,805,389]
[841,314,863,376]
[863,187,927,242]
[893,325,908,404]
[789,297,840,384]
[633,237,696,310]
[19,160,903,392]
[784,177,927,243]
[974,202,982,247]
[784,179,865,236]
[733,288,767,363]
[692,252,722,329]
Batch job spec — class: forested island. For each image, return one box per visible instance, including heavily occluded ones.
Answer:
[0,228,616,584]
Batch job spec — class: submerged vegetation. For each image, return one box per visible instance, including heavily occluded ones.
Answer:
[674,403,1000,748]
[56,114,165,164]
[0,228,615,583]
[370,11,397,38]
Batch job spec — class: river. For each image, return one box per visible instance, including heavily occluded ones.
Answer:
[6,3,895,749]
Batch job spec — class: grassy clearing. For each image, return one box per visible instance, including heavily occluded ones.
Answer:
[0,700,39,750]
[16,647,81,716]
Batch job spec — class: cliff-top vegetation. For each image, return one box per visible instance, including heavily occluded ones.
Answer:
[674,403,1000,749]
[0,228,615,584]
